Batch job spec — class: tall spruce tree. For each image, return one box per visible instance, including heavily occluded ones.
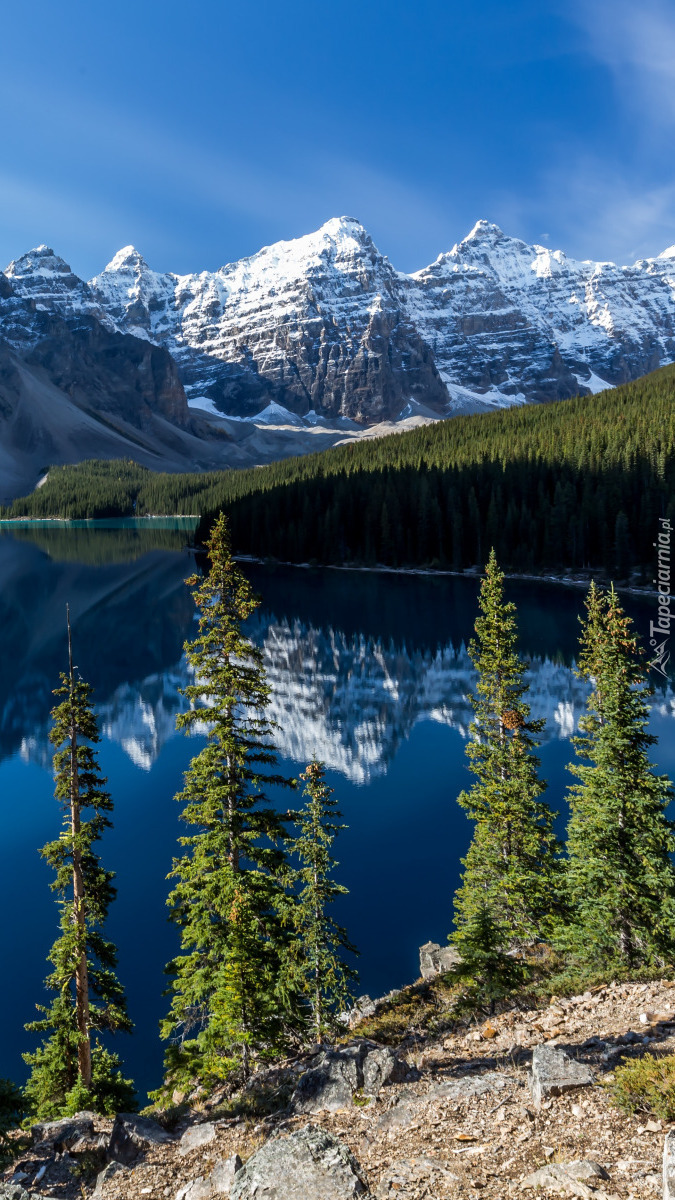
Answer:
[563,583,675,969]
[284,760,358,1042]
[24,608,134,1119]
[450,550,560,955]
[162,514,294,1086]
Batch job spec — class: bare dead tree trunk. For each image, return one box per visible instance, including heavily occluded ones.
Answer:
[67,606,92,1091]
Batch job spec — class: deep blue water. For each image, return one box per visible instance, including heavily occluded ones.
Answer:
[0,524,673,1102]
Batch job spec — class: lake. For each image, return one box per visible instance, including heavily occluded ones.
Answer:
[0,522,673,1101]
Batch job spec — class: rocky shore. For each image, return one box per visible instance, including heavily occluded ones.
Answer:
[5,969,675,1200]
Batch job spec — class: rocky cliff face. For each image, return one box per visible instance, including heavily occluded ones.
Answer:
[0,251,253,499]
[5,219,675,435]
[406,220,675,407]
[1,247,191,430]
[88,220,449,421]
[84,217,675,418]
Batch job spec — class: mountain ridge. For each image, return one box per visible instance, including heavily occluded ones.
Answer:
[6,217,675,428]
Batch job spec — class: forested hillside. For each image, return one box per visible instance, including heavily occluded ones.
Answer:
[3,364,674,576]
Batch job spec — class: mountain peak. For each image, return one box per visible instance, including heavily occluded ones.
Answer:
[319,215,366,236]
[102,245,151,274]
[462,219,506,244]
[5,245,76,279]
[312,216,376,252]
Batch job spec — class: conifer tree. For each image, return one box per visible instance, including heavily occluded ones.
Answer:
[563,583,675,969]
[162,514,294,1085]
[284,760,358,1042]
[450,550,560,952]
[451,904,525,1013]
[24,608,134,1119]
[0,1079,25,1165]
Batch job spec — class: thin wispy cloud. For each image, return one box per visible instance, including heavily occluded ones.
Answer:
[571,0,675,126]
[494,157,675,264]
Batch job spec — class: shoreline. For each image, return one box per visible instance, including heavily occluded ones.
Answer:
[0,520,660,600]
[234,555,662,600]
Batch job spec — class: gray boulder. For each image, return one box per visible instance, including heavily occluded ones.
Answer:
[230,1125,367,1199]
[293,1041,403,1112]
[92,1162,131,1198]
[418,942,461,980]
[349,996,376,1025]
[175,1154,243,1200]
[0,1188,63,1200]
[109,1111,174,1163]
[31,1111,95,1149]
[362,1047,405,1095]
[528,1044,594,1109]
[293,1046,362,1113]
[522,1163,604,1197]
[565,1161,610,1181]
[178,1121,217,1156]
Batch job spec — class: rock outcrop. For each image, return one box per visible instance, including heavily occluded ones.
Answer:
[292,1041,405,1113]
[109,1113,174,1164]
[229,1125,367,1199]
[418,941,461,979]
[528,1044,595,1109]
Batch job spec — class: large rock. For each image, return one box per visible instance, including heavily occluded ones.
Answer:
[522,1161,608,1197]
[32,1111,95,1149]
[175,1154,243,1200]
[528,1044,594,1109]
[109,1112,174,1163]
[362,1047,402,1096]
[293,1041,404,1113]
[92,1162,131,1198]
[178,1121,217,1156]
[0,1188,47,1200]
[293,1046,362,1113]
[230,1125,367,1199]
[418,942,461,979]
[565,1162,610,1181]
[349,996,376,1026]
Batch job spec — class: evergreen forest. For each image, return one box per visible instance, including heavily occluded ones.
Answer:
[2,364,675,577]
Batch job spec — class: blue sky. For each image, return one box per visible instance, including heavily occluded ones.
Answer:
[1,0,674,278]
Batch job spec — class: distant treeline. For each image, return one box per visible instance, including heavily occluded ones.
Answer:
[3,364,675,576]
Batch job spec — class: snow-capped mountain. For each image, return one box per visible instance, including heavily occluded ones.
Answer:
[88,219,448,422]
[4,217,675,438]
[84,217,675,418]
[406,221,675,406]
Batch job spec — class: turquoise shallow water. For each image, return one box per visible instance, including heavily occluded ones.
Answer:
[0,524,672,1101]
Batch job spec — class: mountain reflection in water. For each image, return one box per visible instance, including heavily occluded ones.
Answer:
[1,529,673,782]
